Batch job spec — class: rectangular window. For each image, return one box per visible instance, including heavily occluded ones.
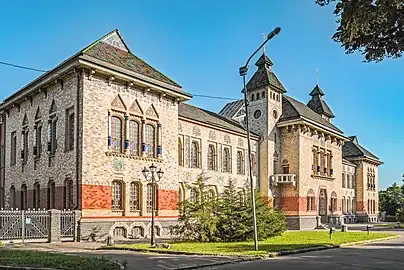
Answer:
[65,108,75,151]
[49,118,57,155]
[22,129,28,164]
[35,124,42,158]
[10,131,16,166]
[146,183,157,212]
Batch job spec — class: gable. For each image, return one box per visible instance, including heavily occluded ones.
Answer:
[111,94,127,111]
[100,31,129,52]
[129,99,143,115]
[146,104,159,118]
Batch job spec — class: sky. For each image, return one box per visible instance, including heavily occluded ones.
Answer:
[0,0,403,189]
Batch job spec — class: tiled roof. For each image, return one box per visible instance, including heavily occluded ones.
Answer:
[179,103,257,136]
[342,136,380,161]
[307,85,335,118]
[279,96,343,133]
[246,53,286,93]
[83,31,181,88]
[218,100,244,119]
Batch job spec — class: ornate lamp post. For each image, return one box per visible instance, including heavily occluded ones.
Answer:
[239,27,281,251]
[142,163,164,247]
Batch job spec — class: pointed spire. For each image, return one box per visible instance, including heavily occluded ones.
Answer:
[309,84,325,97]
[255,53,273,69]
[307,84,334,119]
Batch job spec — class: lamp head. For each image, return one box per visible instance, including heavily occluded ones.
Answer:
[150,163,157,173]
[157,168,164,180]
[267,27,281,40]
[142,167,149,179]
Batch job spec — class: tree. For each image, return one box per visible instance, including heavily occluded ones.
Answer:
[170,173,219,242]
[316,0,404,62]
[379,182,404,215]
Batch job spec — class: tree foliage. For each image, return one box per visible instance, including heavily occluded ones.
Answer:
[316,0,404,62]
[171,175,286,242]
[379,182,404,215]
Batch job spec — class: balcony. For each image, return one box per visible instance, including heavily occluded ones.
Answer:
[271,174,296,187]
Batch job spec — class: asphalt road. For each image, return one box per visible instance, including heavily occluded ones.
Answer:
[211,234,404,270]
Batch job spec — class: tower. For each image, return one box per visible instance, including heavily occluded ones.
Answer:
[246,53,286,198]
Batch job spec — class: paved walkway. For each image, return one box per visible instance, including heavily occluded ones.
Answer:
[211,232,404,270]
[8,242,239,270]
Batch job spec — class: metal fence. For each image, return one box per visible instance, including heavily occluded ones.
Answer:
[0,209,77,243]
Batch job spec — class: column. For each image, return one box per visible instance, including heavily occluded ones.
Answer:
[157,123,162,157]
[124,114,130,154]
[48,209,61,242]
[141,119,146,156]
[107,111,112,149]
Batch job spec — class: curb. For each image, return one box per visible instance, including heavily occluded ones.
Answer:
[339,235,401,247]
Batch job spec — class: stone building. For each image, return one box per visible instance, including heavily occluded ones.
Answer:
[0,29,382,240]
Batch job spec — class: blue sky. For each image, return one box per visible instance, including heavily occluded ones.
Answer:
[1,1,403,189]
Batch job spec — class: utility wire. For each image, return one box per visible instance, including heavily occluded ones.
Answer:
[0,60,240,101]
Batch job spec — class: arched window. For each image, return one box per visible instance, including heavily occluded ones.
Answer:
[178,184,185,214]
[208,188,216,200]
[63,179,73,210]
[10,185,16,209]
[145,124,156,157]
[342,173,346,188]
[307,189,315,211]
[21,184,27,210]
[112,181,124,210]
[33,182,40,209]
[129,182,141,211]
[111,116,123,153]
[237,150,244,175]
[223,148,231,173]
[347,174,351,189]
[178,138,183,166]
[347,196,351,213]
[47,180,55,209]
[342,196,346,214]
[146,183,157,213]
[129,120,140,156]
[330,192,337,212]
[251,94,255,101]
[256,92,260,100]
[262,91,266,99]
[207,144,215,170]
[191,141,199,168]
[190,188,199,203]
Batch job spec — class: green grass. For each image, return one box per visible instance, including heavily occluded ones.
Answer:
[110,231,395,256]
[0,249,120,270]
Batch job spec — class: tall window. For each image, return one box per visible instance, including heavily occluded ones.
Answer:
[146,183,157,212]
[342,173,346,188]
[10,185,16,209]
[145,124,156,157]
[21,184,27,210]
[112,180,123,210]
[237,150,244,175]
[49,118,58,155]
[207,144,215,170]
[10,131,16,166]
[33,182,40,209]
[35,125,42,158]
[47,180,56,209]
[63,179,73,210]
[347,174,351,188]
[130,182,141,211]
[223,148,231,173]
[307,190,315,211]
[190,188,199,203]
[178,138,184,166]
[111,116,123,153]
[342,197,346,213]
[65,108,75,151]
[191,141,199,168]
[22,129,29,164]
[129,120,140,156]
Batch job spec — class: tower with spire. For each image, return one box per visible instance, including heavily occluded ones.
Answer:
[307,85,335,123]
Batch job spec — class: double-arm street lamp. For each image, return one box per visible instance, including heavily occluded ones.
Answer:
[239,26,281,251]
[142,163,164,247]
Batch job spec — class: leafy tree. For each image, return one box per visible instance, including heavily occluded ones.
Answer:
[379,182,404,215]
[396,208,404,222]
[170,173,219,242]
[316,0,404,62]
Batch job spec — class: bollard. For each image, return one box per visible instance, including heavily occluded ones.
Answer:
[366,225,372,235]
[329,227,335,239]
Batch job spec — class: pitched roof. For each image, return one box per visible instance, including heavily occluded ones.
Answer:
[246,53,286,93]
[83,30,182,88]
[179,103,257,137]
[342,136,380,161]
[307,85,335,118]
[218,99,244,119]
[279,95,343,133]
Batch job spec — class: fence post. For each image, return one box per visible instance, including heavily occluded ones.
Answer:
[73,210,82,242]
[21,210,25,244]
[48,209,61,243]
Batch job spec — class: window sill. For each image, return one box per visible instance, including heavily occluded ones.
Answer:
[105,152,163,163]
[311,174,335,181]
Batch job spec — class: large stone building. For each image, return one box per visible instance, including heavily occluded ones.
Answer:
[0,30,382,240]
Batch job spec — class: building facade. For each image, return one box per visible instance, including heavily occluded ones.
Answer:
[0,30,382,240]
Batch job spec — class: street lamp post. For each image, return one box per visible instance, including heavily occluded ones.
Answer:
[142,163,164,247]
[239,26,281,251]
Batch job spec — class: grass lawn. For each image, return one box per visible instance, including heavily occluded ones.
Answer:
[110,231,395,256]
[0,249,120,270]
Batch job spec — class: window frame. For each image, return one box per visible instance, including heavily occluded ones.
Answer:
[190,141,200,168]
[111,180,124,211]
[129,181,141,212]
[111,116,124,153]
[129,119,141,156]
[146,183,158,213]
[236,150,244,175]
[207,144,216,171]
[145,123,156,158]
[222,147,231,173]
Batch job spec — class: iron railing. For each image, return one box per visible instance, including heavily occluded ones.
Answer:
[60,210,75,240]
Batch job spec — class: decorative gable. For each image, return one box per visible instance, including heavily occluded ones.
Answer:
[129,100,143,115]
[101,31,129,52]
[111,94,127,111]
[145,104,159,119]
